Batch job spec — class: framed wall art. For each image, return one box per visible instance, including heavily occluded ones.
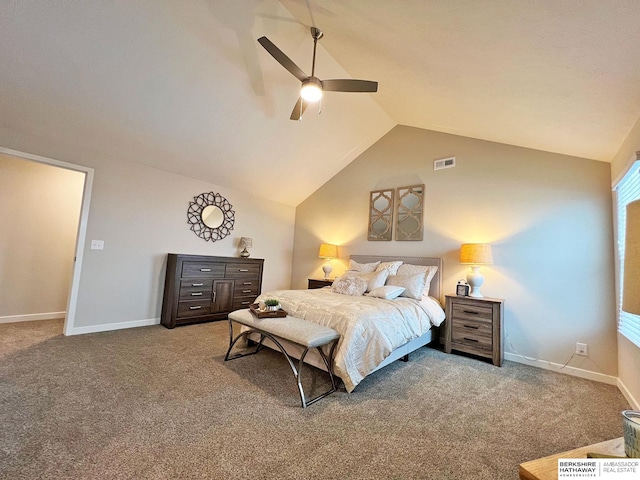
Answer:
[395,184,424,241]
[368,189,394,241]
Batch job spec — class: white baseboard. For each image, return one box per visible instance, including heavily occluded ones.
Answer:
[0,312,66,324]
[505,352,618,386]
[617,378,640,410]
[67,317,160,335]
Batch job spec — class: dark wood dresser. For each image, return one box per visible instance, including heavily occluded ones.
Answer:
[161,254,264,328]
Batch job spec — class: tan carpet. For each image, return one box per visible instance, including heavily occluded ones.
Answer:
[0,319,630,479]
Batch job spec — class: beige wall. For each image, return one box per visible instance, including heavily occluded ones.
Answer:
[74,155,295,330]
[0,143,295,333]
[610,114,640,408]
[0,154,84,320]
[293,126,618,378]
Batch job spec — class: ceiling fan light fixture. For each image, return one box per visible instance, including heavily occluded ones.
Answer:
[300,78,323,102]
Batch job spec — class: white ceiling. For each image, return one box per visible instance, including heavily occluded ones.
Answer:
[2,1,640,206]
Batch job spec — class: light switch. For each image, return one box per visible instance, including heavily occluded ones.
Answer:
[90,240,104,250]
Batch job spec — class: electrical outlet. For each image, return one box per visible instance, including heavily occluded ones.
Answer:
[576,342,588,356]
[90,240,104,250]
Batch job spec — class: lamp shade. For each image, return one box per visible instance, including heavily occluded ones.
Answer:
[623,200,640,315]
[460,243,493,265]
[240,237,252,248]
[318,243,338,259]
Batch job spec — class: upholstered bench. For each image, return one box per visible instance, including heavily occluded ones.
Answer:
[224,309,340,408]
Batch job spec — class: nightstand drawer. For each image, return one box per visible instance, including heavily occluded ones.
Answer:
[451,318,493,337]
[451,330,492,351]
[452,302,493,321]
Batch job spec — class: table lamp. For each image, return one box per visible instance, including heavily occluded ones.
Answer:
[239,237,252,258]
[318,243,338,280]
[460,243,493,298]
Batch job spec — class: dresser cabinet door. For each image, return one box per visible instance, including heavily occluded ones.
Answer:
[212,279,234,314]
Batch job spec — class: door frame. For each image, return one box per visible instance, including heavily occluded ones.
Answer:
[0,147,94,336]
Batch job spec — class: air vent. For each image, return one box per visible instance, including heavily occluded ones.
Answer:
[434,157,456,171]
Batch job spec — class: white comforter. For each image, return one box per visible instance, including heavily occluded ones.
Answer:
[255,288,445,392]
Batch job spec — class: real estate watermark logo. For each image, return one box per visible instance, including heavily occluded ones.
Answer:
[558,459,639,479]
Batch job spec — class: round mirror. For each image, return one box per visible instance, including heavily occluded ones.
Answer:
[201,205,224,228]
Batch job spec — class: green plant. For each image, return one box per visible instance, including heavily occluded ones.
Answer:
[264,299,280,307]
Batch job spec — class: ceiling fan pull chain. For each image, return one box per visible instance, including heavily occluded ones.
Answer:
[318,97,322,115]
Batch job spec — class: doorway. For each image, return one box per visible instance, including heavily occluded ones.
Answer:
[0,147,94,335]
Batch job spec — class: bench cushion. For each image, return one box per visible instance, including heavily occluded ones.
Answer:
[228,309,339,348]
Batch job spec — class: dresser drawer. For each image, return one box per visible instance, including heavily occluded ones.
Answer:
[234,281,259,296]
[177,300,211,318]
[233,297,256,309]
[181,262,225,278]
[179,279,213,300]
[225,263,261,278]
[452,302,493,322]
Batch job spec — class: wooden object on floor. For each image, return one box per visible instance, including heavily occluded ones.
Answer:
[444,294,504,366]
[519,437,625,480]
[308,278,333,289]
[161,254,264,328]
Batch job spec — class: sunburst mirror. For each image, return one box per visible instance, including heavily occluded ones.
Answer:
[187,192,235,242]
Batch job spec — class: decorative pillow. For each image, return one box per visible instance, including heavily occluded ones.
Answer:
[375,261,403,276]
[367,285,406,300]
[348,259,380,273]
[344,269,389,292]
[396,264,438,296]
[386,273,427,300]
[331,275,368,296]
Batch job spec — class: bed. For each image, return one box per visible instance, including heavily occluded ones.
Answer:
[251,255,445,392]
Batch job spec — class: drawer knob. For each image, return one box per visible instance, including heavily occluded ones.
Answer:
[241,301,250,305]
[191,292,203,296]
[463,324,479,329]
[463,337,479,343]
[189,305,202,310]
[463,310,479,315]
[200,268,212,272]
[243,282,252,285]
[239,269,249,272]
[191,283,204,287]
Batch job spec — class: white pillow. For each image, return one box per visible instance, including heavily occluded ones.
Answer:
[331,275,368,296]
[396,264,438,296]
[386,273,427,300]
[367,285,406,300]
[375,261,403,276]
[344,269,389,292]
[348,259,380,273]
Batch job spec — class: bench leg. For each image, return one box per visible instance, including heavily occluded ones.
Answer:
[224,319,265,360]
[224,320,340,408]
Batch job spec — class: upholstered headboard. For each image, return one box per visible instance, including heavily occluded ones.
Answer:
[350,255,443,305]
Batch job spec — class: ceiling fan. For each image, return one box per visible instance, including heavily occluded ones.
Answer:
[258,27,378,120]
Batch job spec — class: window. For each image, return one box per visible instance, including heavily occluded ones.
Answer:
[614,159,640,348]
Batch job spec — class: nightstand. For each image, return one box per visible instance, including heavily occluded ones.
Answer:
[444,294,504,366]
[308,278,334,289]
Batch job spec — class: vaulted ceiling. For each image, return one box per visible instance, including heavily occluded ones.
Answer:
[2,1,640,206]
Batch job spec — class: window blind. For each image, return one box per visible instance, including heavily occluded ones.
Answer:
[615,161,640,348]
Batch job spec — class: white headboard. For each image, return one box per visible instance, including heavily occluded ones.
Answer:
[350,255,443,305]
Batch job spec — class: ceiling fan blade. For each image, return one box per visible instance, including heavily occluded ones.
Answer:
[257,36,308,82]
[322,79,378,93]
[290,97,308,121]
